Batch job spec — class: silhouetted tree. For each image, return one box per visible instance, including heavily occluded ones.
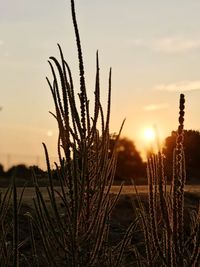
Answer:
[110,137,145,184]
[0,164,4,176]
[30,165,46,177]
[163,130,200,183]
[6,164,32,179]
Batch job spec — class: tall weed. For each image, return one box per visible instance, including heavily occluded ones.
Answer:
[0,174,26,267]
[28,1,137,266]
[135,94,200,266]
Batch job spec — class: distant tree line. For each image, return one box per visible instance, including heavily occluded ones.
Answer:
[1,130,200,185]
[0,164,45,178]
[0,164,49,187]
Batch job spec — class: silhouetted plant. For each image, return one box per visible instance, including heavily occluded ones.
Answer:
[0,176,25,266]
[135,94,200,266]
[0,184,13,266]
[27,1,137,266]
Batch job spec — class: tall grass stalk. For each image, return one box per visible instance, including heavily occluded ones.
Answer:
[29,0,137,266]
[12,175,19,267]
[136,94,200,266]
[0,173,26,266]
[0,184,13,266]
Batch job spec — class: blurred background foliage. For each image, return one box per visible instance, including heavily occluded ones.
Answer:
[1,130,200,185]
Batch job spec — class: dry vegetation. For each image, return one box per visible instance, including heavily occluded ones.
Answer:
[0,1,200,266]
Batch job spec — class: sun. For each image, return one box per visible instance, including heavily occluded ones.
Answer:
[143,128,156,142]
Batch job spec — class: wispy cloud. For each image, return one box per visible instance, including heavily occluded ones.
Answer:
[132,37,200,54]
[154,80,200,92]
[143,103,169,111]
[153,37,200,54]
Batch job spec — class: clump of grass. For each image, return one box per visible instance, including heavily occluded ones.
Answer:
[135,94,200,266]
[27,1,137,266]
[0,174,26,267]
[0,184,13,266]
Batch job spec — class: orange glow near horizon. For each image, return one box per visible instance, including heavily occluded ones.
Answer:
[134,126,166,160]
[143,128,156,142]
[1,1,200,168]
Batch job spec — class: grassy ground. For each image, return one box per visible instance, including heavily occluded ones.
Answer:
[1,186,199,266]
[0,185,200,267]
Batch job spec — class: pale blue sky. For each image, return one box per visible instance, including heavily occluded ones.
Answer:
[1,0,200,167]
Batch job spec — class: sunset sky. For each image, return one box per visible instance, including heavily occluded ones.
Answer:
[1,0,200,168]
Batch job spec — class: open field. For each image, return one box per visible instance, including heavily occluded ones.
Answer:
[1,185,200,201]
[1,184,199,266]
[111,184,200,195]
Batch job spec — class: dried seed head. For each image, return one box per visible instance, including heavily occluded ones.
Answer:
[178,94,185,135]
[176,94,185,154]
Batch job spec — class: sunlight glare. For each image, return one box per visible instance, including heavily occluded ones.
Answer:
[143,128,156,142]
